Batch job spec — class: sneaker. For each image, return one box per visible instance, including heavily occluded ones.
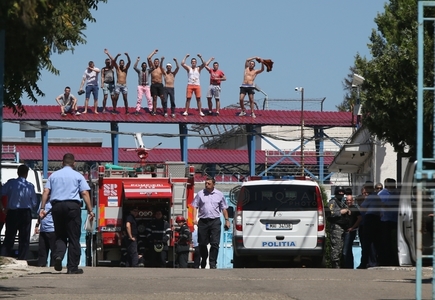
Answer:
[182,111,188,116]
[164,113,168,117]
[61,113,67,117]
[119,261,126,267]
[151,111,156,116]
[239,111,246,117]
[199,111,205,117]
[134,111,139,116]
[54,257,62,271]
[171,114,176,118]
[216,111,220,116]
[208,110,213,115]
[75,111,81,116]
[67,268,84,274]
[251,112,256,118]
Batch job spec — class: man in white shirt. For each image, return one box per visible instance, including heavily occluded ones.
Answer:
[79,61,100,114]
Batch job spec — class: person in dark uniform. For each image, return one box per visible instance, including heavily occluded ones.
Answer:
[1,165,38,260]
[39,153,94,274]
[192,177,230,269]
[124,207,139,267]
[144,209,171,267]
[327,186,349,268]
[358,182,382,269]
[35,200,56,267]
[341,188,362,269]
[0,194,7,253]
[175,215,191,268]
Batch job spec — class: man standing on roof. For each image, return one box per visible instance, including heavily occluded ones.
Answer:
[101,57,116,113]
[104,49,131,114]
[162,57,180,118]
[1,165,38,260]
[239,56,266,118]
[181,53,211,117]
[205,58,226,116]
[133,57,152,115]
[147,49,165,116]
[192,177,230,269]
[79,60,100,114]
[56,86,81,116]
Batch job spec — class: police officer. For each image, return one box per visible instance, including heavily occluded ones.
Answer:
[1,165,38,260]
[39,153,94,274]
[175,215,191,268]
[35,200,56,267]
[328,186,350,268]
[144,209,171,267]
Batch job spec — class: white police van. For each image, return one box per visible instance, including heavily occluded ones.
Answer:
[0,162,43,264]
[232,176,325,268]
[397,159,435,266]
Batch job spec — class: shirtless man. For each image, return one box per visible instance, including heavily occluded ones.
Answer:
[101,58,115,113]
[147,49,165,116]
[181,54,208,116]
[205,58,226,116]
[161,57,179,118]
[239,56,265,118]
[104,49,131,114]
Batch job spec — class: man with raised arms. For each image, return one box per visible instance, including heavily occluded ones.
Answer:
[239,56,265,118]
[181,54,210,117]
[147,49,165,116]
[161,57,180,118]
[104,49,131,114]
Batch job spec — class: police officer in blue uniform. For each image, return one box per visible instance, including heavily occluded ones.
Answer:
[39,153,94,274]
[35,200,56,267]
[1,165,38,260]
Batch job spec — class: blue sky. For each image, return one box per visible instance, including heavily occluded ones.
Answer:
[5,0,387,149]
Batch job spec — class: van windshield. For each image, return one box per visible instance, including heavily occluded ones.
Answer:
[238,185,317,211]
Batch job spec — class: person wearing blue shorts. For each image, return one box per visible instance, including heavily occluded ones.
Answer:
[79,61,100,114]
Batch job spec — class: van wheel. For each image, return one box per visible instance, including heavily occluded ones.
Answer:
[232,253,245,268]
[311,256,325,268]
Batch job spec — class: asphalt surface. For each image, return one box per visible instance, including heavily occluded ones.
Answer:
[0,261,434,300]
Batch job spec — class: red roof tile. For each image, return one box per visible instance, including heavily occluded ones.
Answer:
[4,105,354,127]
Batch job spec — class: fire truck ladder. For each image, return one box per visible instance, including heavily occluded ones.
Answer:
[417,2,435,299]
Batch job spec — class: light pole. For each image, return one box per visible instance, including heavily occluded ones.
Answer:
[352,73,365,129]
[295,87,304,176]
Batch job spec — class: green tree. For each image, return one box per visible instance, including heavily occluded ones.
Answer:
[350,0,435,157]
[0,0,107,115]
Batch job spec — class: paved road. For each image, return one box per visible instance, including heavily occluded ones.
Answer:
[0,266,433,300]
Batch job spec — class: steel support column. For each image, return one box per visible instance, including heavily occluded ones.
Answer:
[179,124,188,164]
[246,125,255,176]
[41,121,48,178]
[110,122,119,165]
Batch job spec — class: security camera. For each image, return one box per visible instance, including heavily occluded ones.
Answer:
[295,87,298,91]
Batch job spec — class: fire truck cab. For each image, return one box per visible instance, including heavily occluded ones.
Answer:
[90,161,194,267]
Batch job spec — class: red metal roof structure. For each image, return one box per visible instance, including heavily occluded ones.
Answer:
[12,145,334,165]
[4,105,353,127]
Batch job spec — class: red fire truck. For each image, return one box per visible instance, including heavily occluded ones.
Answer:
[88,137,195,267]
